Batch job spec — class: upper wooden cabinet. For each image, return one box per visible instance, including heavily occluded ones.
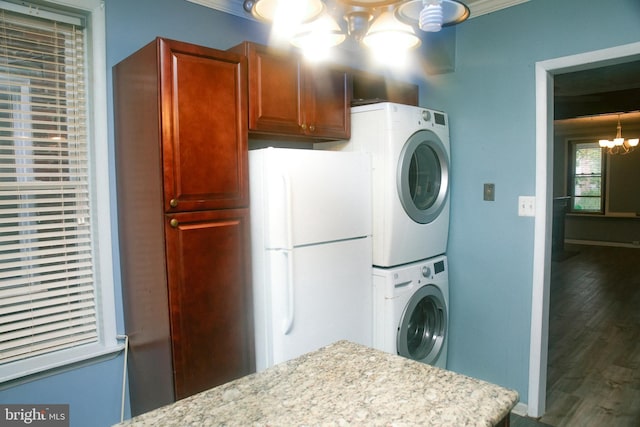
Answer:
[164,41,248,212]
[230,42,351,141]
[118,38,249,214]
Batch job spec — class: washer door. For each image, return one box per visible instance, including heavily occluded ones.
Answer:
[397,130,449,224]
[397,284,447,365]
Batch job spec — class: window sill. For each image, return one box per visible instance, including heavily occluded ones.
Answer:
[0,341,125,390]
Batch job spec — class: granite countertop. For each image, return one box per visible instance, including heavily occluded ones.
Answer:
[116,341,518,426]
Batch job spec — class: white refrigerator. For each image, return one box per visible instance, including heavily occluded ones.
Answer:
[249,147,373,371]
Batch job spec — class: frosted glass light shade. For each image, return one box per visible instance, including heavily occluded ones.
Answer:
[362,10,421,51]
[291,13,346,50]
[253,0,324,23]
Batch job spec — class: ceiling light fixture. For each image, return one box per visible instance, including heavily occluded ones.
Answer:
[244,0,469,54]
[598,115,639,155]
[291,12,346,60]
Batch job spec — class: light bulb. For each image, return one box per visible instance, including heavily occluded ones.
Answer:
[419,0,443,32]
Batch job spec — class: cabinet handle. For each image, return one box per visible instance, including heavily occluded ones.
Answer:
[309,124,315,132]
[300,123,307,131]
[169,198,178,208]
[170,218,179,228]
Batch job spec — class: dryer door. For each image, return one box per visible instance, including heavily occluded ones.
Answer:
[397,284,447,365]
[397,130,449,224]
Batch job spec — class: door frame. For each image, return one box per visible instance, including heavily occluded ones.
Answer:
[528,41,640,417]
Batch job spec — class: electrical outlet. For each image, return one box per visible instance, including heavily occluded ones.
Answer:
[518,196,535,217]
[483,183,495,201]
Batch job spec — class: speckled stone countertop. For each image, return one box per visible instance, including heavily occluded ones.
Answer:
[115,341,518,426]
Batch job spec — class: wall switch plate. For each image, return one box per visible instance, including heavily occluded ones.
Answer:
[483,183,495,201]
[518,196,535,216]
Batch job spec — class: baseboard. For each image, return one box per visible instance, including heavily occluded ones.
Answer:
[511,402,528,416]
[565,239,640,249]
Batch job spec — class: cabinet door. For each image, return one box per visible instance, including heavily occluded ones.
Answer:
[244,43,304,135]
[164,208,255,400]
[159,39,249,212]
[303,65,351,140]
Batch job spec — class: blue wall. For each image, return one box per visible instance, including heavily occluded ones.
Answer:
[422,0,640,404]
[2,0,639,425]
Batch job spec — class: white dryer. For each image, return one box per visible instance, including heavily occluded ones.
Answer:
[372,255,449,368]
[319,102,450,267]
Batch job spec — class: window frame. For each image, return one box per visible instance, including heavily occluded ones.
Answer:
[567,139,606,214]
[0,0,121,384]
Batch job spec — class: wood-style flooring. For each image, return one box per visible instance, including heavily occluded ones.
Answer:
[538,244,640,426]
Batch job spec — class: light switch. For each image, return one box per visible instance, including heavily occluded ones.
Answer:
[483,183,495,201]
[518,196,535,217]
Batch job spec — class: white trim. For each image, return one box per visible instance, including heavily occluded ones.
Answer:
[83,0,119,346]
[511,402,528,417]
[467,0,530,17]
[529,41,640,418]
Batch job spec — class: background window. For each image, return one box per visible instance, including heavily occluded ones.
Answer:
[570,141,604,213]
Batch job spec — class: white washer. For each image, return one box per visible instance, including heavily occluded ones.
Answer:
[373,255,449,368]
[318,102,450,267]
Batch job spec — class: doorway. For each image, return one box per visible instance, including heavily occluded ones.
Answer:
[528,41,640,418]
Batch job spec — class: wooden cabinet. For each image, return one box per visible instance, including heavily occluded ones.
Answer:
[113,37,254,416]
[230,42,351,141]
[164,209,252,399]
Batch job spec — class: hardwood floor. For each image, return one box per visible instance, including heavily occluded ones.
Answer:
[539,244,640,426]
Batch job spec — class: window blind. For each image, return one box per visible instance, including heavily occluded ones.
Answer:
[0,6,97,364]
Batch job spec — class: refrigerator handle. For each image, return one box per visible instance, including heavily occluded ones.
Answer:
[281,173,295,334]
[283,250,295,335]
[282,173,293,249]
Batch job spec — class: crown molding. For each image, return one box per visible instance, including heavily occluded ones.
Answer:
[186,0,257,20]
[466,0,529,17]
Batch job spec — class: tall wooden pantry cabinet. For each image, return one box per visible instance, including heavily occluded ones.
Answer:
[113,38,255,416]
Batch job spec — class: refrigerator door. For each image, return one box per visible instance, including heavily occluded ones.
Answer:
[251,148,372,249]
[264,237,373,370]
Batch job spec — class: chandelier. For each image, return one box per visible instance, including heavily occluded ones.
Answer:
[598,115,639,155]
[242,0,469,56]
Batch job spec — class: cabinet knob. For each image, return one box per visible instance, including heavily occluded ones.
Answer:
[301,123,307,131]
[169,198,178,208]
[309,124,315,132]
[170,218,179,228]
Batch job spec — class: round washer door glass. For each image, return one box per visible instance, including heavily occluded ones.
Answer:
[397,285,447,365]
[397,129,449,224]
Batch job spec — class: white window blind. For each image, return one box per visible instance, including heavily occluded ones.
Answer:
[0,5,98,365]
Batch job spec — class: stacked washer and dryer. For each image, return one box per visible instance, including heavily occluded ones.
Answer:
[323,102,451,368]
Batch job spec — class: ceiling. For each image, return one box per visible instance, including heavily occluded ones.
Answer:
[554,60,640,121]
